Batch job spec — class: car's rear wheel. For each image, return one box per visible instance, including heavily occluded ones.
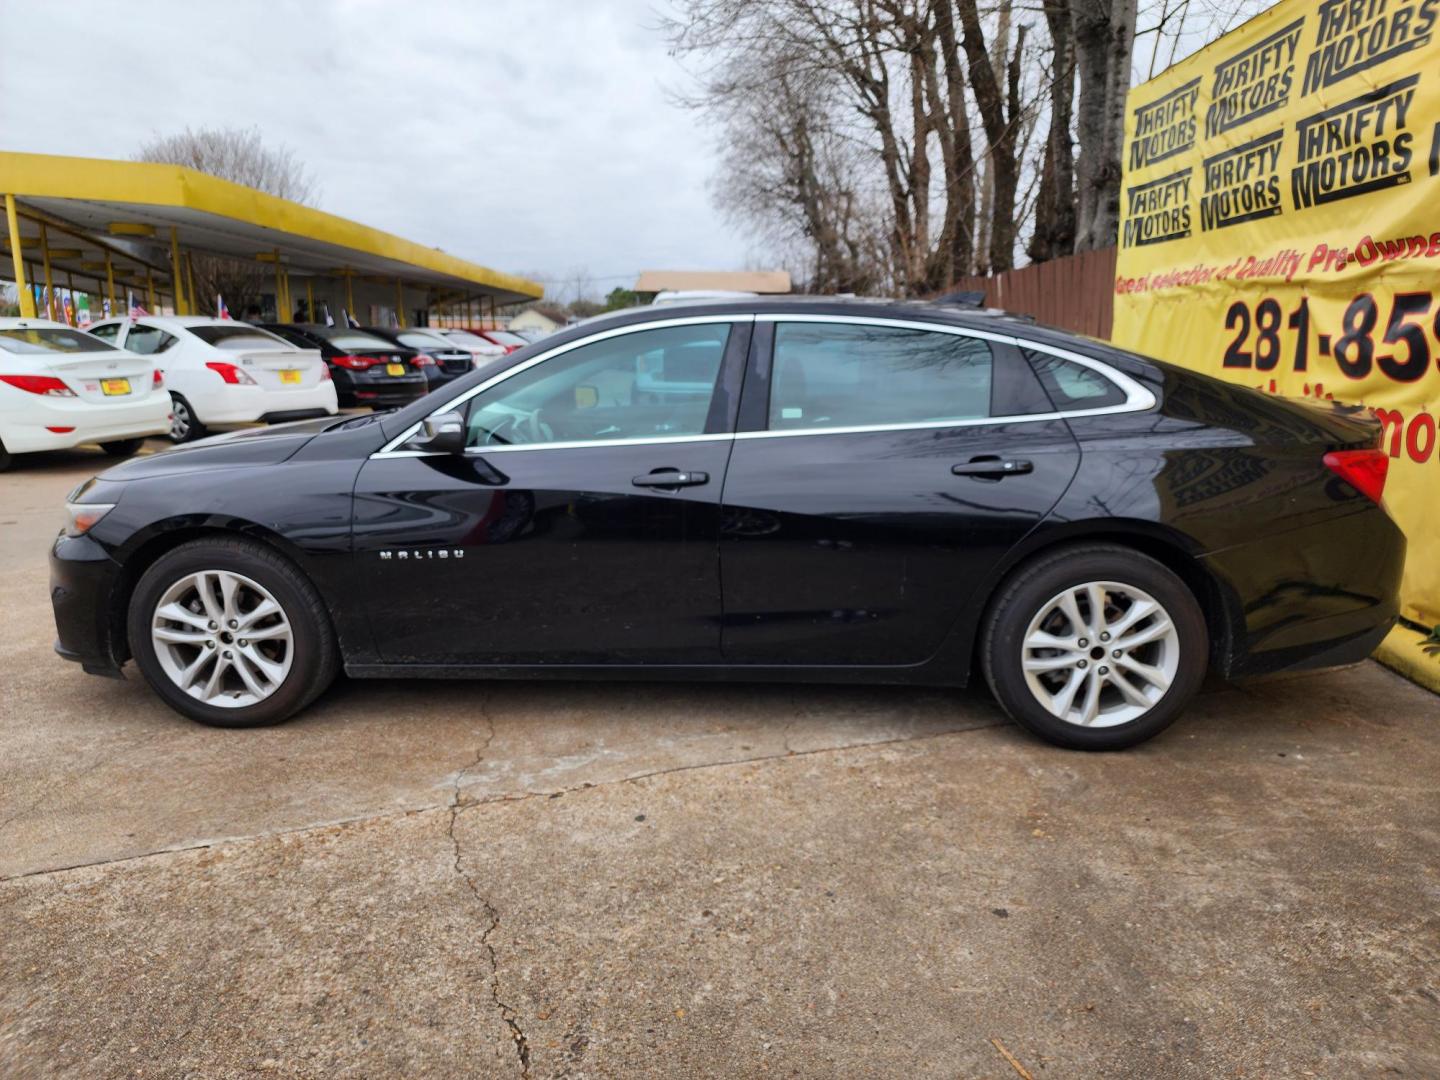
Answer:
[0,438,11,472]
[168,393,206,443]
[982,544,1208,750]
[127,538,338,727]
[100,437,146,458]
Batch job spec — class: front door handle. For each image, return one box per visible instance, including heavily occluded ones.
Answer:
[951,457,1033,478]
[633,469,710,488]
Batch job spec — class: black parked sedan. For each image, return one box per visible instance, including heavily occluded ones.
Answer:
[51,299,1403,749]
[360,325,477,391]
[260,324,429,408]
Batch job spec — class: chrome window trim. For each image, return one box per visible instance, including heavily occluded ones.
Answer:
[738,316,1155,441]
[372,314,750,458]
[369,312,1154,459]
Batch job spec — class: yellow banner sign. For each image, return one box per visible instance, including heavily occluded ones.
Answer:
[1114,0,1440,628]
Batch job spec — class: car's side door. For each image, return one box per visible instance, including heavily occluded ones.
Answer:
[717,316,1084,666]
[351,316,751,666]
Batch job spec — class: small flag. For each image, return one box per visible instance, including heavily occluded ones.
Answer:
[346,309,360,328]
[128,290,147,318]
[102,297,111,319]
[323,304,335,327]
[217,293,231,319]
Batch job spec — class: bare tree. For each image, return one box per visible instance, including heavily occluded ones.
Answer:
[134,126,319,316]
[668,0,1158,287]
[1071,0,1136,251]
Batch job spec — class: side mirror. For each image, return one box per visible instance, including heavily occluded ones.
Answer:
[410,410,466,454]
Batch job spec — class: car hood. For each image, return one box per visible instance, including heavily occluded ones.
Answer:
[101,417,339,480]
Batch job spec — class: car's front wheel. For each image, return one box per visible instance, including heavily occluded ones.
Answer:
[127,538,339,727]
[982,544,1208,750]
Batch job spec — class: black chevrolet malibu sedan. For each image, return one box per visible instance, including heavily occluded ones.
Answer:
[51,299,1403,749]
[260,323,429,408]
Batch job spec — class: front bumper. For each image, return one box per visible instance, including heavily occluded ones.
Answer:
[50,532,127,677]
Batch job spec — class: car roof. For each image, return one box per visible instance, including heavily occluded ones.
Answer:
[570,295,1027,332]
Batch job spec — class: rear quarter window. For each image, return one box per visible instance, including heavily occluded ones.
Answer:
[1024,350,1128,411]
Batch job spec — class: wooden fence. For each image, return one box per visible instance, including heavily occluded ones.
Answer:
[949,247,1117,340]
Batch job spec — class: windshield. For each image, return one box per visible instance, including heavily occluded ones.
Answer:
[0,327,117,353]
[189,325,295,350]
[486,330,527,346]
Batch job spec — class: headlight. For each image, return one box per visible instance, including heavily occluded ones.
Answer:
[64,501,116,537]
[63,477,123,537]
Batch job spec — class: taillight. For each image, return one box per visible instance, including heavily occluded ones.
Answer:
[1324,449,1388,504]
[320,364,332,380]
[411,353,436,368]
[152,367,164,389]
[0,374,76,397]
[204,361,257,385]
[331,354,379,370]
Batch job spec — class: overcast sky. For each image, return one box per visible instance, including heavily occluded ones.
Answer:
[0,0,748,299]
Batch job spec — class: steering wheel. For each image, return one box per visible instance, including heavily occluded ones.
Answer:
[480,409,553,446]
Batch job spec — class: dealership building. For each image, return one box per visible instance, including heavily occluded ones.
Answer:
[1,151,541,327]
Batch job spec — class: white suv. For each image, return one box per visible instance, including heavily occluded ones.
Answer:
[87,317,338,441]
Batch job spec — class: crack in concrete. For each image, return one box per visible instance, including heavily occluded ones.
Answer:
[445,705,531,1078]
[0,719,1008,884]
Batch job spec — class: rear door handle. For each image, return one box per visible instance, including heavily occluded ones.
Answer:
[633,470,710,488]
[951,458,1033,478]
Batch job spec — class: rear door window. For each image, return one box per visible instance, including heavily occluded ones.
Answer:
[768,322,993,431]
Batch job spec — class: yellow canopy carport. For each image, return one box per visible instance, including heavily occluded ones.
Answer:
[1,150,541,327]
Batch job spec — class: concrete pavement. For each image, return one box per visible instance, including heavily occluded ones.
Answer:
[2,442,1438,1078]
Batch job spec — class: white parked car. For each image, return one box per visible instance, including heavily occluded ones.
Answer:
[0,317,170,470]
[87,316,338,442]
[431,329,508,362]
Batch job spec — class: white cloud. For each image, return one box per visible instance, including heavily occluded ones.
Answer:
[0,0,749,295]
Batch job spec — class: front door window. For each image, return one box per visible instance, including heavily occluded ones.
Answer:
[464,323,731,448]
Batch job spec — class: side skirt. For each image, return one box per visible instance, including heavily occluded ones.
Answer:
[343,661,967,688]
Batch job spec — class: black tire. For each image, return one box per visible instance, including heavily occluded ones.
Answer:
[127,537,339,727]
[0,439,11,472]
[100,437,146,458]
[168,393,206,443]
[981,544,1208,751]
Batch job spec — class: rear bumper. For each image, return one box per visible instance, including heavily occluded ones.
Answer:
[1203,504,1405,678]
[0,396,170,453]
[200,384,339,426]
[50,533,127,677]
[331,368,428,407]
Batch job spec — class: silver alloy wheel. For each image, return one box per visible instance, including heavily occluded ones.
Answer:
[169,396,192,440]
[1020,580,1180,729]
[150,569,294,708]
